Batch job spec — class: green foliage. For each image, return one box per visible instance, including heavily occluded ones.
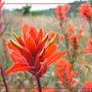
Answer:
[14,9,22,12]
[22,5,32,16]
[31,11,42,16]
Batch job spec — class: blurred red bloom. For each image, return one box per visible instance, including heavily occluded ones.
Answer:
[60,35,64,40]
[34,86,55,92]
[0,0,5,9]
[83,81,92,92]
[21,88,25,92]
[6,23,68,78]
[80,60,85,64]
[55,58,77,88]
[70,34,79,46]
[55,4,71,21]
[67,22,74,32]
[65,31,70,38]
[78,27,83,33]
[81,38,92,52]
[79,2,92,20]
[78,33,83,38]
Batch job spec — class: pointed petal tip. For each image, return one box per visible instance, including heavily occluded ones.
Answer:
[5,70,11,74]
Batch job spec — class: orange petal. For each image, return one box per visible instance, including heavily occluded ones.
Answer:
[8,51,27,64]
[37,35,48,53]
[80,48,92,52]
[42,43,57,59]
[46,50,68,65]
[36,28,43,44]
[22,23,29,41]
[6,63,32,74]
[22,48,34,66]
[8,41,21,52]
[27,26,37,40]
[26,36,36,56]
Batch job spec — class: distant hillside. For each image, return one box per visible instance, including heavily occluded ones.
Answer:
[39,0,92,16]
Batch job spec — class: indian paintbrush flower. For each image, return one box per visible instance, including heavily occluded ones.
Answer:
[6,23,68,78]
[55,4,71,22]
[78,2,92,36]
[55,4,71,29]
[55,58,77,89]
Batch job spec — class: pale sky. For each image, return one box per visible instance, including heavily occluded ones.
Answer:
[3,0,78,11]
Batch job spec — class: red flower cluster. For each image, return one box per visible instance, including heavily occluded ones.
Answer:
[55,4,71,21]
[65,22,74,39]
[67,22,74,32]
[65,31,70,38]
[0,0,5,9]
[34,87,55,92]
[83,81,92,92]
[79,2,92,20]
[81,38,92,52]
[55,58,77,88]
[78,27,83,33]
[60,35,64,40]
[70,34,79,47]
[65,23,83,40]
[6,23,68,78]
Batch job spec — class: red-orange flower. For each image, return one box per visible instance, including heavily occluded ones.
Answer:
[6,23,68,78]
[78,2,92,20]
[55,58,77,88]
[65,31,70,38]
[70,34,79,46]
[60,35,64,40]
[67,22,74,32]
[55,4,71,21]
[78,27,83,33]
[83,81,92,92]
[81,38,92,52]
[0,0,5,9]
[34,86,55,92]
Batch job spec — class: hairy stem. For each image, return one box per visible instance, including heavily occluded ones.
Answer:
[0,59,8,92]
[36,77,42,92]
